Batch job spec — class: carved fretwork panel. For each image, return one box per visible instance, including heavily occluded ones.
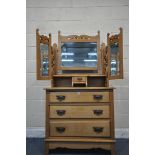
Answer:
[51,43,57,77]
[60,35,97,42]
[100,43,109,86]
[101,43,108,75]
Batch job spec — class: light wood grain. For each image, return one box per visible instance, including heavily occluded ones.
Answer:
[49,105,110,118]
[49,92,110,102]
[58,67,97,70]
[50,119,110,137]
[45,137,115,143]
[72,76,87,86]
[45,87,115,90]
[49,142,111,150]
[53,74,106,77]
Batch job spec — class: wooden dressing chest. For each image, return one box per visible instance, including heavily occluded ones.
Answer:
[36,28,124,155]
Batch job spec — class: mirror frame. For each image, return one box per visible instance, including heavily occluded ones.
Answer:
[36,29,52,80]
[107,28,123,79]
[57,31,101,74]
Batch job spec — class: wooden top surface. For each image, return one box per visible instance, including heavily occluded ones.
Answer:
[44,87,115,90]
[45,137,116,143]
[53,74,106,77]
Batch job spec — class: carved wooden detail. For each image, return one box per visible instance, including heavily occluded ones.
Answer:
[101,43,108,75]
[63,35,92,41]
[108,34,119,44]
[58,31,99,43]
[40,35,49,44]
[51,43,57,77]
[36,29,49,44]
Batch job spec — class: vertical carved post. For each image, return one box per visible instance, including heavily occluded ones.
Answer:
[97,30,102,74]
[58,31,61,72]
[51,43,58,87]
[49,33,52,80]
[119,27,123,79]
[107,33,110,80]
[101,43,106,75]
[53,43,58,74]
[101,42,109,86]
[36,29,42,80]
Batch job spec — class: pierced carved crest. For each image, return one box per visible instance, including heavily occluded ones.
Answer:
[63,35,92,41]
[40,35,49,44]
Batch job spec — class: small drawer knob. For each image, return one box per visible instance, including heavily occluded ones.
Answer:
[56,110,66,116]
[93,127,104,133]
[56,127,66,133]
[93,110,103,116]
[56,95,65,101]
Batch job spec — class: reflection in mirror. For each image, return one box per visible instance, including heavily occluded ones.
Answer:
[61,42,97,68]
[40,44,49,76]
[110,42,119,76]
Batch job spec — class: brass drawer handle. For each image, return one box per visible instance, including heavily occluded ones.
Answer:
[93,110,103,116]
[93,127,104,133]
[56,110,66,116]
[93,95,103,100]
[56,127,66,133]
[56,95,65,101]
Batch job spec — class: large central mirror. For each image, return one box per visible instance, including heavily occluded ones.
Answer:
[61,42,97,68]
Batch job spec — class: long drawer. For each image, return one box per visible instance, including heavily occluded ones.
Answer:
[49,105,110,118]
[48,92,110,103]
[50,120,110,137]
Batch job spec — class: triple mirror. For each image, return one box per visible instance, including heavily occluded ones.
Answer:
[36,28,123,80]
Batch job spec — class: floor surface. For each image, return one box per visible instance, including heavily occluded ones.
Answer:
[26,138,129,155]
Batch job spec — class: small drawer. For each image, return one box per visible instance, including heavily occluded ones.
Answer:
[72,76,87,86]
[72,76,86,82]
[48,92,110,103]
[49,105,110,118]
[50,120,110,137]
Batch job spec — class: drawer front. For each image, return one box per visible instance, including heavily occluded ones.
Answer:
[50,120,110,137]
[49,92,110,103]
[72,76,86,82]
[50,105,110,118]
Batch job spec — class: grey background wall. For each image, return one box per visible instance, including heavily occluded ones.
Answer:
[26,0,129,137]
